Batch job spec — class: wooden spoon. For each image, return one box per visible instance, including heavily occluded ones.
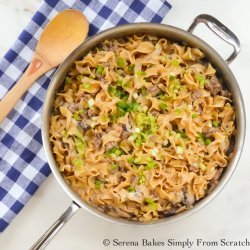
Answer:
[0,9,88,124]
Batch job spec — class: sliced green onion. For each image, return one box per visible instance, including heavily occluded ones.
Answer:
[177,130,187,138]
[65,76,72,84]
[197,132,205,143]
[73,109,84,121]
[135,136,143,147]
[127,186,136,193]
[146,159,157,170]
[117,100,139,116]
[111,86,128,100]
[212,121,219,127]
[136,71,146,77]
[139,86,147,95]
[61,129,68,138]
[134,156,143,164]
[73,128,85,142]
[195,74,207,88]
[135,113,146,127]
[107,147,116,155]
[135,112,157,135]
[128,156,135,164]
[175,133,181,139]
[122,81,132,88]
[175,109,182,115]
[108,86,116,96]
[205,138,212,145]
[159,95,172,101]
[138,173,146,184]
[78,109,85,115]
[172,59,180,67]
[82,82,91,89]
[107,147,125,157]
[169,75,176,81]
[128,64,135,73]
[164,130,170,137]
[111,164,118,170]
[169,79,181,93]
[198,133,212,145]
[192,113,199,119]
[199,162,207,171]
[71,156,84,169]
[159,95,166,101]
[118,107,126,117]
[73,112,80,121]
[101,113,109,123]
[115,88,123,97]
[116,79,123,86]
[95,179,102,189]
[144,198,157,210]
[117,101,129,110]
[159,102,168,111]
[114,148,123,155]
[77,75,83,81]
[110,114,118,123]
[120,92,129,101]
[74,137,86,155]
[117,57,125,67]
[130,100,139,112]
[96,65,104,75]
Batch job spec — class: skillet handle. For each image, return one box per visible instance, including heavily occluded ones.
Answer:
[188,14,240,64]
[29,201,80,250]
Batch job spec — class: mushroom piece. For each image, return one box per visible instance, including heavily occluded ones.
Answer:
[205,75,222,96]
[148,85,161,96]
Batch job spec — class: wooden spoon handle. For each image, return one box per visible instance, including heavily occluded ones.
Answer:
[0,53,51,124]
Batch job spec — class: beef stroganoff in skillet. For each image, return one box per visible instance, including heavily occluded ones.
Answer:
[49,34,235,221]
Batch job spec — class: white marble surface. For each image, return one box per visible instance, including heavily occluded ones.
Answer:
[0,0,250,249]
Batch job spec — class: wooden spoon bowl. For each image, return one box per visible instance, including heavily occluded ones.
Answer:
[0,9,89,124]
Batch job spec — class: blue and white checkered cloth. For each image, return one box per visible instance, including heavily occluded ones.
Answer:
[0,0,171,232]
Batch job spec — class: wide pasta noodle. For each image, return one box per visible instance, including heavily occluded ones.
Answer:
[50,35,235,221]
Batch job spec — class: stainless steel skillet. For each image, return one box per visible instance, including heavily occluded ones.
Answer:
[30,14,245,250]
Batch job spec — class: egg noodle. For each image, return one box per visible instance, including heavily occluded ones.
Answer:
[50,34,235,221]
